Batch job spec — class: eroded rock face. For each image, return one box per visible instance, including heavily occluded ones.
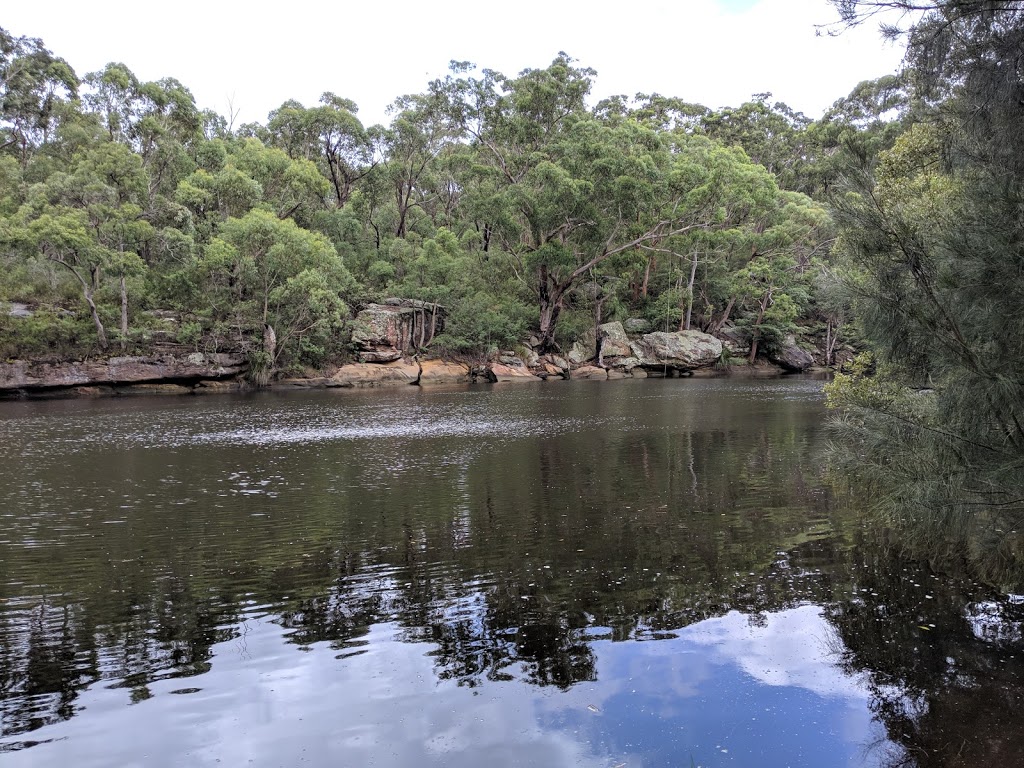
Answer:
[598,322,632,360]
[768,335,814,372]
[631,331,722,371]
[330,361,420,387]
[567,329,597,365]
[488,363,543,382]
[351,301,445,363]
[419,360,471,385]
[623,318,651,334]
[0,353,247,393]
[570,365,608,380]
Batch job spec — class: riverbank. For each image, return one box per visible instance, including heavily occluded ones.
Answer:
[0,352,819,400]
[0,320,835,400]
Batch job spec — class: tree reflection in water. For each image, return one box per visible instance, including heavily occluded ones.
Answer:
[0,382,1022,764]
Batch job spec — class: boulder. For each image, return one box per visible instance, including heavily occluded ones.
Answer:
[608,356,642,373]
[0,353,247,393]
[623,318,651,334]
[597,321,632,359]
[5,302,33,319]
[631,368,648,378]
[568,342,593,365]
[542,362,566,378]
[418,360,471,385]
[570,365,608,380]
[606,369,629,380]
[350,305,406,362]
[543,354,571,373]
[488,363,543,382]
[716,324,751,356]
[567,329,597,365]
[633,331,722,371]
[498,354,527,368]
[331,361,420,387]
[768,335,815,372]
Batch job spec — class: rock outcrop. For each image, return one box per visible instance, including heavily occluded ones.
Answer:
[351,299,445,363]
[570,365,608,380]
[768,335,815,372]
[626,330,723,372]
[623,318,651,334]
[0,353,247,395]
[473,356,543,383]
[330,361,421,387]
[418,360,471,385]
[597,322,632,361]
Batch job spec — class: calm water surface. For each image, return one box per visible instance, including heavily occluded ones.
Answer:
[1,378,1022,767]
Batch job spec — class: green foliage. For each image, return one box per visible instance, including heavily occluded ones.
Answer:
[432,291,532,355]
[0,309,97,358]
[826,1,1024,581]
[0,26,844,370]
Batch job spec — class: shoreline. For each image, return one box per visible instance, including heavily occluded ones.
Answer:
[0,353,826,401]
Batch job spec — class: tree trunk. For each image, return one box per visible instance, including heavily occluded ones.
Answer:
[640,254,655,299]
[395,181,412,237]
[255,323,277,387]
[326,147,346,208]
[594,294,607,367]
[119,275,129,350]
[683,251,699,331]
[710,295,737,335]
[537,265,565,353]
[86,287,108,351]
[747,299,768,365]
[53,258,108,350]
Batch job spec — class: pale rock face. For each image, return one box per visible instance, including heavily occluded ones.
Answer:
[629,330,723,371]
[351,301,446,363]
[623,318,651,334]
[418,360,471,385]
[488,363,543,382]
[350,305,408,362]
[0,354,247,392]
[597,322,632,359]
[570,365,609,380]
[567,341,594,365]
[544,354,571,372]
[768,335,815,371]
[330,361,420,387]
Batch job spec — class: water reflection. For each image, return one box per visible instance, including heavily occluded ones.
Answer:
[0,380,1021,766]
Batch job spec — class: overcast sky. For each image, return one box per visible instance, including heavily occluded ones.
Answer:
[4,0,904,128]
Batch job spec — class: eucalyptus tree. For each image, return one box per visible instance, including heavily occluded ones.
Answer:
[0,27,78,169]
[82,63,202,201]
[438,56,786,351]
[194,208,353,378]
[700,95,815,194]
[265,93,378,208]
[379,90,461,238]
[4,142,152,348]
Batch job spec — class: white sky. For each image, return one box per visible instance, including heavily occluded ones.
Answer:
[4,0,905,128]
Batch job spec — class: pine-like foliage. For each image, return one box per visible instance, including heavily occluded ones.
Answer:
[827,1,1024,582]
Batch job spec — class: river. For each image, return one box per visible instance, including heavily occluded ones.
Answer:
[1,378,1021,767]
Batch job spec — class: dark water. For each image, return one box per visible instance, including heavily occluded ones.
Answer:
[0,378,1022,767]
